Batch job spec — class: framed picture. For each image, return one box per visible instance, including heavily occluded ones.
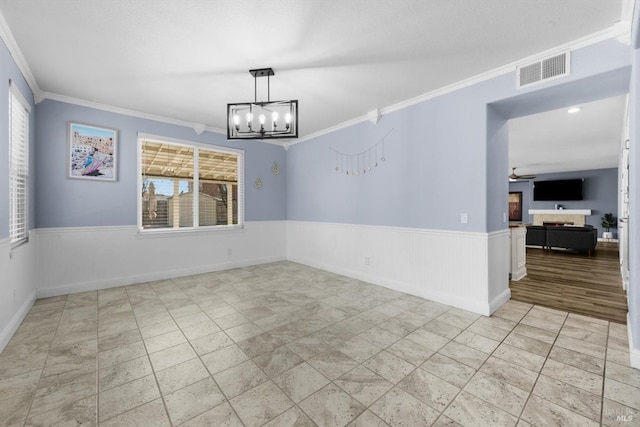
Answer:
[508,191,523,222]
[68,122,118,181]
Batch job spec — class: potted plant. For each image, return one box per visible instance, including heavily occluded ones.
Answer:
[601,212,616,239]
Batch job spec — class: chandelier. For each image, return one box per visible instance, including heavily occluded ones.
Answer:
[227,68,298,140]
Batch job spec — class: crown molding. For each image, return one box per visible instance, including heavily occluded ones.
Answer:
[47,93,292,149]
[43,91,229,135]
[43,23,630,150]
[290,25,629,146]
[42,92,288,148]
[283,113,372,149]
[1,8,630,149]
[0,10,41,98]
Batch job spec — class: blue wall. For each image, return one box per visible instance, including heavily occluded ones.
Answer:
[0,38,36,239]
[508,168,619,237]
[287,74,521,233]
[486,104,510,232]
[288,39,630,234]
[35,100,287,228]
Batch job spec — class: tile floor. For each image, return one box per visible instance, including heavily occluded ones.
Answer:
[0,261,638,426]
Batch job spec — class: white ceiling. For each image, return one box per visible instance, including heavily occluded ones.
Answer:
[509,95,627,176]
[0,0,629,144]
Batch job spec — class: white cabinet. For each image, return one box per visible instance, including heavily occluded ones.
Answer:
[510,225,527,281]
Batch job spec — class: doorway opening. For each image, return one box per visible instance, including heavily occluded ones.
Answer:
[506,94,629,323]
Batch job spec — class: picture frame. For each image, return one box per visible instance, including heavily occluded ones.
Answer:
[68,122,118,181]
[508,191,523,222]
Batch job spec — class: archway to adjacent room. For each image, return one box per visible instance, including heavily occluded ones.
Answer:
[488,67,631,323]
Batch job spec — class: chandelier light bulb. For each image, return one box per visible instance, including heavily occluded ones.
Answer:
[227,68,298,139]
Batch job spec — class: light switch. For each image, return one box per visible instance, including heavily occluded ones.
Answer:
[461,213,468,224]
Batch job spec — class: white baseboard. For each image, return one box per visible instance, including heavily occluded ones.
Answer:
[0,289,35,352]
[489,288,512,314]
[35,221,287,298]
[628,313,640,369]
[287,221,510,317]
[2,220,515,350]
[36,255,285,298]
[33,221,512,317]
[510,270,527,281]
[0,234,38,353]
[288,255,494,315]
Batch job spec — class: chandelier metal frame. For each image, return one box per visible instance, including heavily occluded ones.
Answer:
[227,68,298,140]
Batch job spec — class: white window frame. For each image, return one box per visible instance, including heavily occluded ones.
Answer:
[8,80,31,248]
[137,133,244,234]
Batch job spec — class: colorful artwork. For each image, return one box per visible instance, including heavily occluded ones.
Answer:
[68,122,117,181]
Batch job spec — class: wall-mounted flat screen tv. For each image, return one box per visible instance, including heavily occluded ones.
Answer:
[533,179,583,201]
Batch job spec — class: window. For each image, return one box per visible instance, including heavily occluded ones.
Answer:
[9,81,30,247]
[139,135,243,231]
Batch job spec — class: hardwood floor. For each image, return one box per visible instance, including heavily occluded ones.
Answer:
[509,242,628,324]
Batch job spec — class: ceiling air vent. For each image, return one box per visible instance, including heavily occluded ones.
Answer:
[516,51,570,88]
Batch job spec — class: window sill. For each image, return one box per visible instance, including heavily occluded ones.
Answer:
[9,235,29,258]
[136,224,246,239]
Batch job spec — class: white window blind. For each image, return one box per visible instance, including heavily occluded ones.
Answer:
[9,81,31,247]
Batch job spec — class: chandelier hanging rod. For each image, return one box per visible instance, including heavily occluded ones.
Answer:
[249,68,274,103]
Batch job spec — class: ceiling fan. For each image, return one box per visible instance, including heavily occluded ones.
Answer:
[509,167,536,180]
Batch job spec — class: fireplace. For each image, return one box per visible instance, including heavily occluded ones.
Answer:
[543,221,574,227]
[528,209,591,227]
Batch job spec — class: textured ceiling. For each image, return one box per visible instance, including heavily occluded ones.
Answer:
[0,0,633,173]
[0,0,627,142]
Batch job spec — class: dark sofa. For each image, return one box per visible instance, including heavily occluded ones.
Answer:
[526,225,597,254]
[525,226,547,248]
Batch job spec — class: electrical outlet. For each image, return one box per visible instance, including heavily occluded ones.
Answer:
[227,248,232,256]
[365,257,370,266]
[461,213,468,224]
[503,212,507,223]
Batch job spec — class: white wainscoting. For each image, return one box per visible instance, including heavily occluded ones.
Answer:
[35,221,287,298]
[488,230,512,313]
[509,226,528,281]
[286,221,511,316]
[628,314,640,369]
[0,234,38,352]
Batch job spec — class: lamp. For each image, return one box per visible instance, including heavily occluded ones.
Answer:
[227,68,298,140]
